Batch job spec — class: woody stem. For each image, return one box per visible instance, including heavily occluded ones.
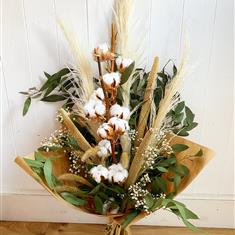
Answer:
[97,57,110,120]
[111,23,116,72]
[97,57,116,163]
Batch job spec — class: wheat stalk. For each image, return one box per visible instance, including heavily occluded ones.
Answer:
[58,19,94,102]
[135,57,159,146]
[60,109,91,152]
[58,173,93,188]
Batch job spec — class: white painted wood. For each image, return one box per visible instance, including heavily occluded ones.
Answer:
[1,193,234,228]
[1,0,234,227]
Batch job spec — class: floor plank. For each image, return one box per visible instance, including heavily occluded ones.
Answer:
[0,222,234,235]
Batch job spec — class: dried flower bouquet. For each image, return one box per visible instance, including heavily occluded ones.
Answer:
[15,1,214,234]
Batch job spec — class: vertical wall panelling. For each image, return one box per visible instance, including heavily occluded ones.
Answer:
[2,0,45,193]
[178,0,218,194]
[149,0,185,69]
[194,0,234,196]
[55,0,89,67]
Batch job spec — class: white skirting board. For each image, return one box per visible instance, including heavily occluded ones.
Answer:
[1,193,234,228]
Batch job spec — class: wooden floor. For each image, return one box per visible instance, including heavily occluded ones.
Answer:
[0,222,234,235]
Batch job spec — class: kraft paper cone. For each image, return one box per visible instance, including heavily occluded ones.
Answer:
[15,136,214,235]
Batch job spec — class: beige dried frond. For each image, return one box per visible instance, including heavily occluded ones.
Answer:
[152,45,189,133]
[58,19,94,101]
[114,0,133,58]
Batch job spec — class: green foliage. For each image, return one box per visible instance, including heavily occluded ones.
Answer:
[43,158,54,189]
[61,192,86,206]
[161,198,201,232]
[94,195,103,214]
[120,62,135,85]
[171,144,189,153]
[121,210,140,228]
[20,68,74,115]
[195,149,203,157]
[23,97,31,116]
[41,94,67,102]
[34,151,47,162]
[127,69,149,129]
[24,158,44,168]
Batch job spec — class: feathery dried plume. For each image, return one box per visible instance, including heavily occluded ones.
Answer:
[58,19,94,102]
[113,0,133,58]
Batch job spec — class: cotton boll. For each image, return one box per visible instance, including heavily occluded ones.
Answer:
[116,56,133,71]
[91,88,105,101]
[90,165,109,183]
[108,117,129,134]
[110,104,130,120]
[108,163,128,183]
[103,72,120,89]
[94,102,106,116]
[97,123,114,139]
[84,102,96,118]
[98,43,109,53]
[110,104,122,117]
[97,147,108,157]
[93,43,114,62]
[97,140,111,157]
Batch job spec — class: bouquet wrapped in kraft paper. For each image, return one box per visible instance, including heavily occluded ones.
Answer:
[16,0,214,234]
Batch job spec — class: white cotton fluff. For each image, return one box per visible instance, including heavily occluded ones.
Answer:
[108,117,129,133]
[94,102,106,116]
[84,98,105,118]
[97,123,113,139]
[97,140,112,157]
[103,72,120,88]
[97,43,109,53]
[90,165,109,183]
[110,104,130,120]
[84,100,97,118]
[108,163,128,183]
[116,56,133,70]
[91,87,105,101]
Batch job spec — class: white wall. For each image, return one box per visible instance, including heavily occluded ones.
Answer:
[1,0,234,228]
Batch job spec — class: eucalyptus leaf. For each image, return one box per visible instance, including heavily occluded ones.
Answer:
[43,158,54,188]
[41,94,67,102]
[23,97,31,116]
[19,91,29,95]
[24,158,44,168]
[61,192,86,206]
[175,101,185,113]
[156,166,168,173]
[144,194,155,210]
[34,151,47,162]
[174,174,181,190]
[185,106,195,124]
[94,195,103,214]
[172,144,189,153]
[120,62,135,85]
[154,177,167,192]
[195,149,203,157]
[121,210,140,228]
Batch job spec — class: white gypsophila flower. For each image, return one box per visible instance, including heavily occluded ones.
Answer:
[103,72,120,89]
[97,140,112,157]
[110,104,130,120]
[108,117,129,134]
[108,163,128,183]
[116,56,133,71]
[91,87,105,101]
[90,165,109,183]
[97,123,114,139]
